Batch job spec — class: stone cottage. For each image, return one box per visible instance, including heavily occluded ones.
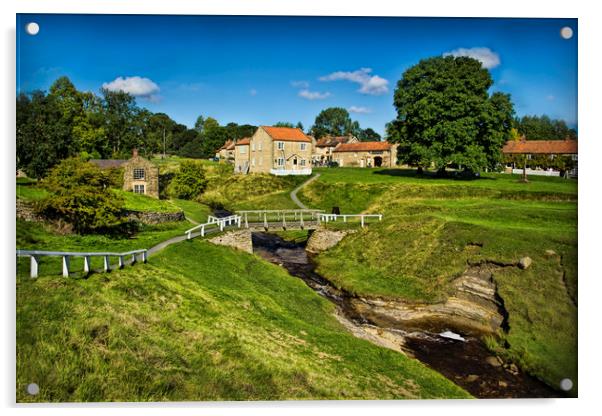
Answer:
[122,149,160,198]
[332,141,398,168]
[313,135,359,166]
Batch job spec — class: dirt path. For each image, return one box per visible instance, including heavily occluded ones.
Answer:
[290,173,320,209]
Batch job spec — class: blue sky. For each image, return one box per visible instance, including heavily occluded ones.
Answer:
[17,14,577,135]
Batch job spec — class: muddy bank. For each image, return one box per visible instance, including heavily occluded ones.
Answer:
[251,231,562,399]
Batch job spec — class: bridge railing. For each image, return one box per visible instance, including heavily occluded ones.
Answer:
[318,213,383,227]
[236,209,324,228]
[185,214,242,239]
[16,248,148,279]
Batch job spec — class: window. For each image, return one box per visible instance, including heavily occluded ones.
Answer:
[133,168,145,180]
[258,142,262,151]
[300,159,306,166]
[277,141,284,150]
[277,158,285,166]
[251,143,255,151]
[252,158,256,166]
[527,154,532,160]
[572,154,578,161]
[133,184,145,194]
[239,146,247,154]
[300,143,307,151]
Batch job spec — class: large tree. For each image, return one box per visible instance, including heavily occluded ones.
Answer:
[310,107,355,139]
[387,56,515,173]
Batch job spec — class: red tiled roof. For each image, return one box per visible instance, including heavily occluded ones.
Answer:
[235,137,251,146]
[333,141,392,152]
[218,139,234,152]
[316,136,354,147]
[502,138,578,154]
[261,126,311,143]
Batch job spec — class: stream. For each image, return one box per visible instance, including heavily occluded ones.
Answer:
[251,231,563,399]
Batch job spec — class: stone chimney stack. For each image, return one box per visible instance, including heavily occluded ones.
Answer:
[132,148,138,158]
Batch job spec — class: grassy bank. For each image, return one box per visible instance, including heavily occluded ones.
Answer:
[300,167,577,394]
[17,240,470,402]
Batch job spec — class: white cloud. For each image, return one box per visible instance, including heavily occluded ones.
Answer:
[443,47,501,69]
[348,106,371,114]
[250,89,258,96]
[291,80,310,88]
[298,89,331,100]
[546,94,556,101]
[319,68,389,95]
[102,76,160,99]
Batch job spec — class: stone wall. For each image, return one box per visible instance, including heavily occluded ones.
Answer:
[306,228,355,253]
[208,230,253,253]
[125,210,185,225]
[16,200,42,222]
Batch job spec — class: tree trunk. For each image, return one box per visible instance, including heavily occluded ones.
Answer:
[416,166,424,175]
[521,154,529,182]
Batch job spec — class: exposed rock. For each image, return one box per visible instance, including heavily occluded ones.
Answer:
[306,228,355,253]
[518,257,532,269]
[498,380,508,388]
[348,265,506,336]
[125,210,185,225]
[545,249,557,257]
[466,374,480,382]
[209,230,253,253]
[16,200,43,222]
[486,356,503,367]
[508,363,520,375]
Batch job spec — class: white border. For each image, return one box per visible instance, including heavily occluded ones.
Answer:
[2,1,601,415]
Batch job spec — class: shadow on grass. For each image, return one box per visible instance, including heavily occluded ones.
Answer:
[373,168,496,181]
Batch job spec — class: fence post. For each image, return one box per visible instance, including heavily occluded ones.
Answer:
[361,216,365,227]
[119,256,125,269]
[283,213,286,228]
[245,212,248,228]
[62,255,70,277]
[379,214,382,221]
[187,231,191,240]
[201,225,205,237]
[300,215,304,229]
[84,256,91,274]
[131,254,137,264]
[30,256,39,279]
[103,255,110,272]
[142,250,148,263]
[264,212,268,228]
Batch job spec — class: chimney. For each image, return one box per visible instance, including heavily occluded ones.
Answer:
[132,148,138,158]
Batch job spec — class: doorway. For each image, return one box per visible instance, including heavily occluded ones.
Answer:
[374,156,383,167]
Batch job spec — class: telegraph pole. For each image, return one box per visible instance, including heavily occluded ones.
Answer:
[163,127,166,160]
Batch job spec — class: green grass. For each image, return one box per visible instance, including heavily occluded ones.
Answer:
[16,179,49,201]
[303,168,577,395]
[114,190,182,213]
[16,240,470,402]
[170,199,213,223]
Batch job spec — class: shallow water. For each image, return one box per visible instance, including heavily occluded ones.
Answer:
[251,231,562,399]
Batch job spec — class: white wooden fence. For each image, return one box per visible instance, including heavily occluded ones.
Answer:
[185,214,242,239]
[318,213,383,227]
[17,248,148,278]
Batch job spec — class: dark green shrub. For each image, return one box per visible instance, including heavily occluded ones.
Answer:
[35,158,127,234]
[168,160,208,200]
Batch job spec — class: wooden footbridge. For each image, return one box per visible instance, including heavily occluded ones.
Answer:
[184,209,383,240]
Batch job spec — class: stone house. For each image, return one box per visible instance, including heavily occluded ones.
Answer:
[122,150,160,198]
[332,141,398,168]
[235,126,313,175]
[502,136,578,177]
[216,139,236,162]
[92,150,160,198]
[313,135,359,166]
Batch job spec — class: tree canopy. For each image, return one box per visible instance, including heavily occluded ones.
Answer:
[514,115,577,140]
[387,56,515,173]
[310,107,379,141]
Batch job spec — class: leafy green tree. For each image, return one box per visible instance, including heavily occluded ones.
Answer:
[194,115,206,133]
[168,160,208,200]
[514,115,577,140]
[274,122,294,127]
[295,121,304,131]
[311,107,356,139]
[101,88,140,157]
[16,91,73,178]
[358,127,381,141]
[388,55,515,173]
[36,158,126,234]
